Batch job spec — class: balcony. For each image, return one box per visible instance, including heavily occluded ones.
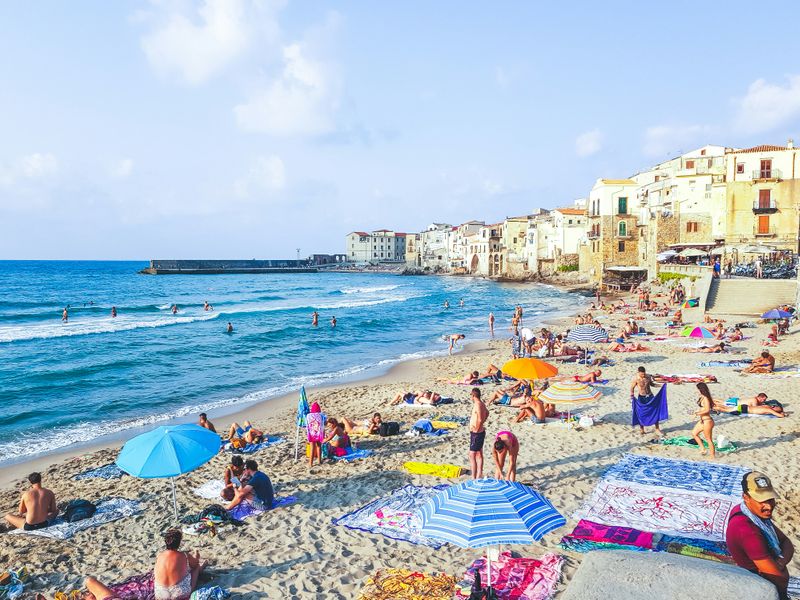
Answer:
[753,199,778,214]
[754,224,777,237]
[587,231,600,240]
[752,169,782,181]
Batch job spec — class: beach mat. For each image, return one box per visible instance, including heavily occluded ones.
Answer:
[334,448,373,461]
[72,463,125,480]
[222,436,284,454]
[403,461,463,478]
[699,360,752,368]
[359,568,455,600]
[657,435,738,453]
[332,484,449,548]
[454,551,564,600]
[8,497,141,540]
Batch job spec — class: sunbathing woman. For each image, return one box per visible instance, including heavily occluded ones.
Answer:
[341,413,382,435]
[608,339,648,352]
[391,390,441,405]
[222,455,246,499]
[682,342,726,353]
[323,418,352,457]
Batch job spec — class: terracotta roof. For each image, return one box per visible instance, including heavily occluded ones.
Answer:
[373,228,392,232]
[555,208,586,215]
[352,231,369,236]
[728,145,791,154]
[395,232,407,237]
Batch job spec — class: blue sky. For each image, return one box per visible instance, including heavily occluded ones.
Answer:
[1,1,800,259]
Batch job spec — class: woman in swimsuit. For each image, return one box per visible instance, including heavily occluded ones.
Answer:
[691,382,715,459]
[84,529,203,600]
[323,418,352,457]
[341,412,382,435]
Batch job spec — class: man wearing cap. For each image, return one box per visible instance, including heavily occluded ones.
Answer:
[726,471,794,599]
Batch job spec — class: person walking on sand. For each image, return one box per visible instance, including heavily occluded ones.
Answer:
[493,431,519,481]
[630,366,665,436]
[692,382,715,458]
[4,472,58,531]
[489,312,495,337]
[311,311,319,327]
[62,307,68,323]
[468,388,488,479]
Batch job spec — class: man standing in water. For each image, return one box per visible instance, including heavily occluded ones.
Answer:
[489,312,495,337]
[311,311,319,327]
[444,300,450,309]
[226,322,234,333]
[111,306,117,318]
[62,307,68,322]
[459,298,465,308]
[630,366,665,436]
[171,304,179,315]
[330,316,337,328]
[468,388,488,479]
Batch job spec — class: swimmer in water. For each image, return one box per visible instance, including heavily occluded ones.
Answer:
[444,300,450,309]
[204,301,213,312]
[111,306,117,318]
[226,322,233,333]
[171,304,178,315]
[312,311,319,327]
[331,316,337,328]
[62,308,68,323]
[459,298,465,308]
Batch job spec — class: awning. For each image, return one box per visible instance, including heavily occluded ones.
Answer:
[678,248,708,258]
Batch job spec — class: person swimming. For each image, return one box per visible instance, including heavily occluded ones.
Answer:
[111,306,117,318]
[226,322,233,333]
[171,304,178,315]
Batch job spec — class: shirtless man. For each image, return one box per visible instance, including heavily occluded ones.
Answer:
[682,342,727,353]
[714,393,786,418]
[468,388,488,479]
[198,413,217,433]
[226,421,264,444]
[448,333,465,355]
[493,431,519,481]
[488,312,495,337]
[743,351,775,374]
[630,366,662,435]
[62,307,68,323]
[330,316,337,328]
[171,304,179,315]
[4,472,58,531]
[311,311,319,327]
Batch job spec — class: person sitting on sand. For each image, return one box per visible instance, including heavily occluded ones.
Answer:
[672,309,683,324]
[226,459,274,511]
[323,418,352,457]
[493,431,519,482]
[4,472,57,531]
[85,529,205,600]
[764,328,779,347]
[728,327,744,342]
[683,342,727,353]
[513,394,555,424]
[743,351,776,374]
[222,455,246,500]
[226,420,264,445]
[714,393,786,418]
[341,413,382,435]
[198,412,216,433]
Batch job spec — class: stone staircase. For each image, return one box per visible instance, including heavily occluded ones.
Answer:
[705,278,797,316]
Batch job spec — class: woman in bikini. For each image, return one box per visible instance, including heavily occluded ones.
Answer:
[691,382,715,459]
[323,418,352,458]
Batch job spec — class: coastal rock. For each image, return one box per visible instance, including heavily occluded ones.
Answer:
[561,550,779,600]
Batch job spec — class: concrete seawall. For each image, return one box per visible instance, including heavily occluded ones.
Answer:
[141,259,319,274]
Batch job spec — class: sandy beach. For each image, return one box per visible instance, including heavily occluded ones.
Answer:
[2,284,799,599]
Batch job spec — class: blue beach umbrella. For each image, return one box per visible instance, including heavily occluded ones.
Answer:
[295,386,311,460]
[116,424,220,519]
[762,308,792,320]
[420,479,565,589]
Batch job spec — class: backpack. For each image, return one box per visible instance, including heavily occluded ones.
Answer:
[63,499,97,523]
[198,504,230,522]
[379,422,400,437]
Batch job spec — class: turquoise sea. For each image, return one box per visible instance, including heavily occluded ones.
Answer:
[0,261,579,466]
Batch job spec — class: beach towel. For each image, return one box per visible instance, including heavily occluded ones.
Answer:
[652,374,717,384]
[227,496,297,521]
[657,435,738,452]
[191,586,231,600]
[559,536,650,553]
[567,519,654,549]
[332,484,449,548]
[699,360,752,368]
[573,479,735,541]
[430,415,469,425]
[107,573,154,600]
[454,552,564,600]
[631,385,668,427]
[194,480,227,500]
[333,448,373,461]
[306,412,326,442]
[222,436,284,454]
[359,568,456,600]
[72,463,125,480]
[403,462,463,478]
[429,420,459,430]
[603,453,746,495]
[788,576,800,599]
[8,497,141,540]
[411,419,449,436]
[655,534,733,564]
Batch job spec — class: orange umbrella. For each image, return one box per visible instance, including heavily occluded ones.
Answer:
[501,358,558,380]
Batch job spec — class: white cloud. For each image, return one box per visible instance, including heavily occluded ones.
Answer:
[111,158,134,178]
[0,152,59,185]
[234,14,342,136]
[643,124,712,157]
[139,0,266,85]
[734,75,800,134]
[575,129,603,157]
[234,155,286,197]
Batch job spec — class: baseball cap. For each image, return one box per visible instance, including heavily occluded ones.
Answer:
[743,471,778,502]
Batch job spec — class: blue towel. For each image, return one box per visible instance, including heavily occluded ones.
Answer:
[223,437,284,454]
[631,384,669,427]
[333,448,373,461]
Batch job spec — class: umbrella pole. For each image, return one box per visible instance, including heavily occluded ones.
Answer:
[171,477,178,521]
[294,425,300,461]
[486,549,492,590]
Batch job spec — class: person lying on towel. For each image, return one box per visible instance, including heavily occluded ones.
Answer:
[714,394,785,418]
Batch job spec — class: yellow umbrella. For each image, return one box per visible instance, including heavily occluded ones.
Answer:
[501,358,558,380]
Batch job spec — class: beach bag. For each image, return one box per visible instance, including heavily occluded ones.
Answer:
[63,499,97,523]
[378,422,400,437]
[198,504,229,522]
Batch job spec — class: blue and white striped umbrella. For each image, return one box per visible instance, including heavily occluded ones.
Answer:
[566,325,608,343]
[419,479,566,548]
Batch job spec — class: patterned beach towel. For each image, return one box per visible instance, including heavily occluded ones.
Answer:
[699,360,752,368]
[108,573,154,600]
[567,519,654,548]
[72,463,125,480]
[655,534,733,564]
[602,453,747,496]
[573,479,735,541]
[359,568,456,600]
[332,484,449,548]
[559,536,650,553]
[454,552,563,600]
[222,436,284,454]
[227,496,297,521]
[9,497,142,540]
[652,374,717,384]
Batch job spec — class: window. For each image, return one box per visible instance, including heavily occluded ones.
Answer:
[618,197,628,215]
[758,215,770,234]
[760,159,772,178]
[686,222,699,233]
[654,175,660,182]
[686,160,695,169]
[568,219,573,224]
[618,241,626,252]
[707,159,713,167]
[759,189,771,209]
[618,221,627,237]
[705,184,712,192]
[737,163,745,174]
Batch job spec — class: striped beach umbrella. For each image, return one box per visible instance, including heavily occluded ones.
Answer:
[680,326,715,339]
[566,325,609,343]
[538,380,601,405]
[420,479,566,590]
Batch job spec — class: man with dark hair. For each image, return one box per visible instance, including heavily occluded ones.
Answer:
[468,387,488,479]
[726,472,794,599]
[4,472,58,531]
[630,366,666,436]
[743,351,776,374]
[198,413,216,433]
[225,459,274,511]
